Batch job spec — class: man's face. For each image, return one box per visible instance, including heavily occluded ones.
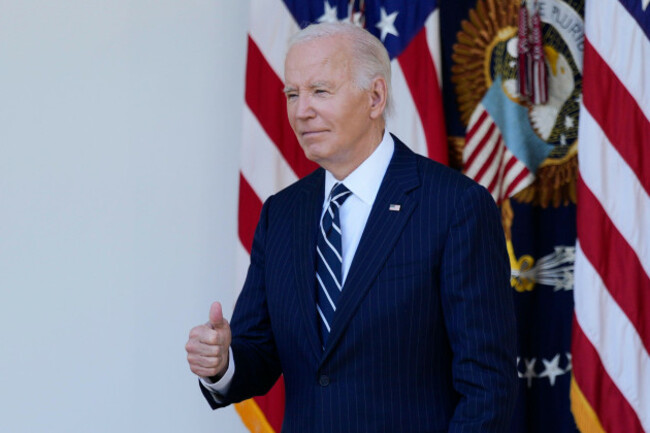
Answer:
[284,35,376,171]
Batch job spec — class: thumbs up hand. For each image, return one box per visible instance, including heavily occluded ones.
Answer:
[186,302,232,381]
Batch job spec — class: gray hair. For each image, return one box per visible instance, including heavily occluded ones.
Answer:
[287,22,393,117]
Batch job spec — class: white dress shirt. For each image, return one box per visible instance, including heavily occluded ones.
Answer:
[202,130,395,395]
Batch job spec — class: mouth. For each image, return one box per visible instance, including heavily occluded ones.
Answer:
[301,130,328,138]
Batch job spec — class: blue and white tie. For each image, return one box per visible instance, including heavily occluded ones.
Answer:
[316,182,352,346]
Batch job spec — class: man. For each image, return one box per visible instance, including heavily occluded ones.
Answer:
[186,22,517,432]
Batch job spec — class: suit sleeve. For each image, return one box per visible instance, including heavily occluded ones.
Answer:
[201,196,283,409]
[440,183,518,432]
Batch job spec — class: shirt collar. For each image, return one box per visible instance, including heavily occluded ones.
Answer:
[324,130,395,205]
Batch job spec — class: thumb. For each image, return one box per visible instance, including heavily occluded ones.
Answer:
[208,301,225,329]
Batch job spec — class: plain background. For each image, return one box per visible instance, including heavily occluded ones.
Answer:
[1,1,251,431]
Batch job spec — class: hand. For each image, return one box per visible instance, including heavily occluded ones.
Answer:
[186,301,232,380]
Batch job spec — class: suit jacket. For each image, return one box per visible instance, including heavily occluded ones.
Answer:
[202,136,518,432]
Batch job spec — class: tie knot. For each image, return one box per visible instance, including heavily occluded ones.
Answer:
[329,183,351,207]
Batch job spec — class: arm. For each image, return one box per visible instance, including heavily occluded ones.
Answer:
[440,183,518,432]
[200,197,283,408]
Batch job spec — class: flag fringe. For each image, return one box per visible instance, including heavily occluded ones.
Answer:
[235,399,276,433]
[570,375,605,433]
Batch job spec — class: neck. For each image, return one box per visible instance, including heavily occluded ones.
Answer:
[327,124,385,180]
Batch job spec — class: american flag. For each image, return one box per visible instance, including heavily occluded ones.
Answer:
[571,0,650,431]
[234,1,447,431]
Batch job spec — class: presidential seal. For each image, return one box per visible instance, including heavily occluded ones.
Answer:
[450,0,583,292]
[451,0,583,209]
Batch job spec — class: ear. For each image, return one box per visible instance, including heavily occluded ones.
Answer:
[368,76,387,119]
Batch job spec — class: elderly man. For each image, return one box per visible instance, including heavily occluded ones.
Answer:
[186,22,517,432]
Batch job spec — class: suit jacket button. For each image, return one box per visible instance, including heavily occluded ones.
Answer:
[319,374,330,387]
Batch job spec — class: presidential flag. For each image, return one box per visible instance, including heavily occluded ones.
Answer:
[571,0,650,431]
[440,0,582,431]
[235,1,447,431]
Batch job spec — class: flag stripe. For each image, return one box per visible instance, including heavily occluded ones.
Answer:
[586,0,650,121]
[424,9,443,84]
[245,36,319,179]
[571,316,645,432]
[464,122,497,173]
[577,175,650,352]
[387,61,428,157]
[503,164,532,198]
[582,39,650,193]
[473,135,502,185]
[238,174,264,254]
[484,138,505,194]
[241,106,299,203]
[574,241,650,431]
[249,0,298,79]
[578,108,650,277]
[397,28,448,164]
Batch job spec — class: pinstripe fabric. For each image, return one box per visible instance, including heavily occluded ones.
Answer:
[201,136,518,432]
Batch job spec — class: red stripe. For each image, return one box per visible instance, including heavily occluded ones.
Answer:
[253,378,285,432]
[474,135,502,184]
[503,165,530,198]
[502,155,517,176]
[582,38,650,195]
[467,109,488,138]
[577,176,650,352]
[571,317,644,433]
[485,139,505,194]
[464,122,497,171]
[245,36,319,179]
[397,28,448,165]
[238,173,264,254]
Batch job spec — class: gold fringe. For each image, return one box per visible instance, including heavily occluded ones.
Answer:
[447,136,465,171]
[451,0,520,127]
[235,399,276,433]
[570,375,606,433]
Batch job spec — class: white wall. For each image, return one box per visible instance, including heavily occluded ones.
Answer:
[0,1,250,432]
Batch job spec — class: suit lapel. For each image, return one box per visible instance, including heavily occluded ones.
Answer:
[293,169,326,361]
[322,138,421,361]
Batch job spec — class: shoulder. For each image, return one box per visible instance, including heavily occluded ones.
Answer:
[257,167,324,221]
[392,135,487,202]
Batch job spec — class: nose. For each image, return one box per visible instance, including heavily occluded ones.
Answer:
[295,94,315,120]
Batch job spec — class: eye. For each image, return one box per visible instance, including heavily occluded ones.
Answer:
[314,88,328,95]
[286,92,298,101]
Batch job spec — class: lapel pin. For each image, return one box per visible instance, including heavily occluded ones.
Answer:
[389,204,401,212]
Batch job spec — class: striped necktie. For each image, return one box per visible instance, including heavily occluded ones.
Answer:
[316,182,352,346]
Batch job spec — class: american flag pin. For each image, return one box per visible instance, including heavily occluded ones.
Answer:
[389,204,401,212]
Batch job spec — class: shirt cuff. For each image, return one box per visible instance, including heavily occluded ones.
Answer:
[199,349,235,396]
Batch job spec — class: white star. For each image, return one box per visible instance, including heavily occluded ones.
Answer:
[564,115,575,129]
[560,134,567,145]
[523,358,537,388]
[375,7,399,42]
[318,1,338,23]
[642,0,649,12]
[539,354,564,386]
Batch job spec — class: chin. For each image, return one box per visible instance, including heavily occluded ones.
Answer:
[301,143,329,164]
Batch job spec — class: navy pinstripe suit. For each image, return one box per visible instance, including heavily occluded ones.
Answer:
[202,136,518,432]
